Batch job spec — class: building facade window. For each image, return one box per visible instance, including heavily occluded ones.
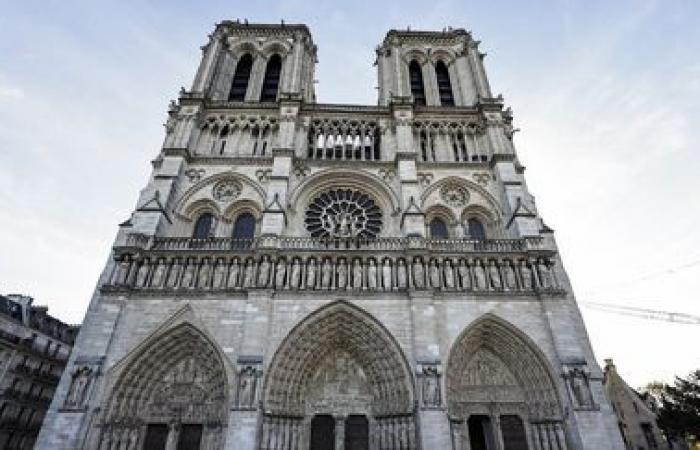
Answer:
[192,213,214,239]
[435,61,454,106]
[429,218,449,238]
[409,60,426,106]
[467,218,486,240]
[232,213,256,239]
[229,53,253,101]
[260,54,282,102]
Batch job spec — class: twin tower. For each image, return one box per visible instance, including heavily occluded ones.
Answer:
[36,22,625,450]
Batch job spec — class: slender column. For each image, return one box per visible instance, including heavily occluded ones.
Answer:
[493,414,504,450]
[335,416,346,450]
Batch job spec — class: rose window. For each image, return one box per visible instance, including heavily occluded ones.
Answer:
[305,189,382,239]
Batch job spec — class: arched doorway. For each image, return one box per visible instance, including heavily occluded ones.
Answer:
[99,323,229,450]
[261,301,416,449]
[446,316,567,450]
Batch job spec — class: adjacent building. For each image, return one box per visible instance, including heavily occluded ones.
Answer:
[36,22,627,450]
[603,359,688,450]
[0,294,78,449]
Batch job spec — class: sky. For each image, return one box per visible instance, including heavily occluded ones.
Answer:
[0,0,698,388]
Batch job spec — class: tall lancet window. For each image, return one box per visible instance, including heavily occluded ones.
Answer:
[260,54,282,102]
[409,60,426,106]
[228,54,253,101]
[435,61,454,106]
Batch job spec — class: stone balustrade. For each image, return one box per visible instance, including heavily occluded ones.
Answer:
[123,235,545,253]
[105,236,560,294]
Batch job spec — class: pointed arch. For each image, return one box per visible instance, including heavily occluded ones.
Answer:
[100,311,231,450]
[263,300,415,417]
[260,54,282,102]
[446,314,562,421]
[435,60,454,106]
[229,53,253,101]
[409,60,426,106]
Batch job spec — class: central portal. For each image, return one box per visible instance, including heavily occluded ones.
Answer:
[261,302,417,449]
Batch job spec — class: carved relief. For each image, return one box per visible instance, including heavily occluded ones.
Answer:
[417,172,434,187]
[212,179,242,202]
[440,184,469,207]
[184,168,205,183]
[472,172,491,186]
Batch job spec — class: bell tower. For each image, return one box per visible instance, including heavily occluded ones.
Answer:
[191,21,317,103]
[376,28,491,106]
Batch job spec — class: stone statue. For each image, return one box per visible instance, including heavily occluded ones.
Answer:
[458,259,471,290]
[306,259,317,289]
[413,258,425,289]
[397,259,407,289]
[352,259,363,290]
[429,260,440,289]
[520,260,533,290]
[367,259,378,290]
[422,366,440,407]
[181,258,196,289]
[275,258,287,289]
[127,428,139,450]
[257,256,271,288]
[198,259,212,289]
[472,259,486,290]
[135,259,150,288]
[150,258,167,288]
[290,258,301,289]
[99,428,112,450]
[569,368,593,408]
[503,260,517,290]
[65,366,93,408]
[166,258,182,289]
[337,258,348,290]
[112,256,132,285]
[321,258,333,289]
[443,260,455,290]
[382,259,393,291]
[165,424,179,450]
[243,258,255,288]
[238,366,257,408]
[488,260,502,290]
[227,257,240,289]
[538,259,551,289]
[212,258,227,289]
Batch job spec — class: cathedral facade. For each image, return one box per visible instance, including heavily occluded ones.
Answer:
[35,22,625,450]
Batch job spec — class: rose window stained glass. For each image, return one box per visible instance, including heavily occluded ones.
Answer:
[305,189,382,239]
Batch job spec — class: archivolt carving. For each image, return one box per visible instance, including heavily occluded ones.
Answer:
[100,322,229,449]
[263,301,414,417]
[447,315,562,421]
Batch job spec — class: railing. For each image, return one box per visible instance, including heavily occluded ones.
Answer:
[146,236,543,253]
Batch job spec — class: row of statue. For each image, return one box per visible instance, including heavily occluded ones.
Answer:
[110,254,559,292]
[260,415,416,450]
[97,423,223,450]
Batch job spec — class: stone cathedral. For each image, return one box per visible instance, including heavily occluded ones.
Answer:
[35,22,626,450]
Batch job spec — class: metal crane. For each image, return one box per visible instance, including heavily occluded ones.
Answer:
[580,301,700,325]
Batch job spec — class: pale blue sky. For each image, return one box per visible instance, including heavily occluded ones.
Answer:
[1,0,698,386]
